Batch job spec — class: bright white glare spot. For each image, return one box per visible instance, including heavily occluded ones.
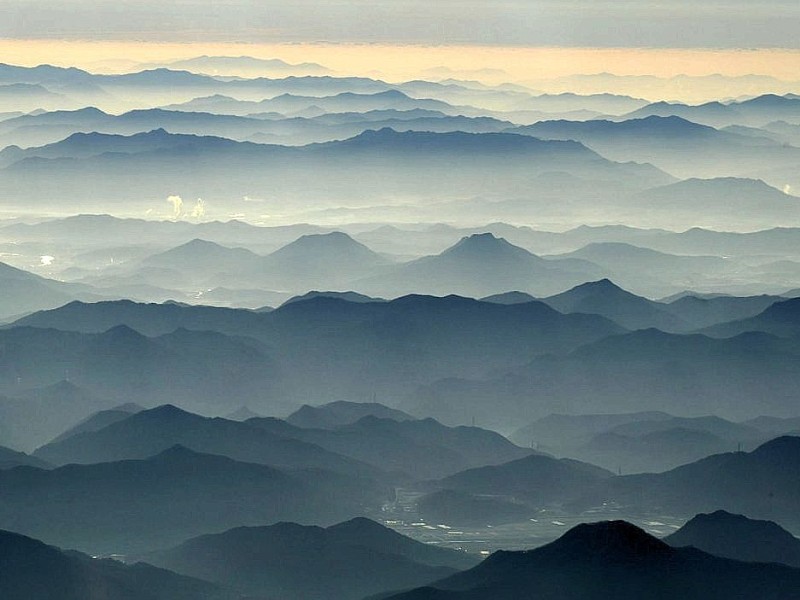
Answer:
[191,198,206,219]
[167,195,183,218]
[40,255,54,266]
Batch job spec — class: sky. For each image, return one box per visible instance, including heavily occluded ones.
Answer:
[2,1,799,88]
[3,1,800,48]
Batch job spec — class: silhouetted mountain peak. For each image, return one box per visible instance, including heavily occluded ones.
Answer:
[101,323,148,338]
[742,93,796,107]
[569,278,628,295]
[139,403,193,419]
[660,177,785,195]
[370,89,410,99]
[688,510,771,528]
[151,443,208,461]
[442,233,536,261]
[544,520,671,560]
[179,238,225,250]
[327,516,390,536]
[664,509,800,568]
[273,231,372,255]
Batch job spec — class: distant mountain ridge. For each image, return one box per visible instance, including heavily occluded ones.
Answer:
[665,510,800,568]
[0,127,673,212]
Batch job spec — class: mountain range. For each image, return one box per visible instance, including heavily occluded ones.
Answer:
[0,128,673,213]
[144,517,477,600]
[383,520,800,600]
[409,329,800,430]
[512,115,800,180]
[0,445,385,554]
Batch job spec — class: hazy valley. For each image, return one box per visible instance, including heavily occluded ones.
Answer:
[2,8,800,596]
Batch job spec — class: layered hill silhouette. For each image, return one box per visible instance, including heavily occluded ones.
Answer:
[592,437,800,531]
[240,231,391,290]
[507,411,770,473]
[702,297,800,338]
[410,329,800,430]
[0,445,385,554]
[84,231,391,293]
[0,324,283,419]
[0,528,244,600]
[0,445,50,470]
[34,404,379,478]
[160,55,331,77]
[665,510,800,568]
[0,128,673,212]
[9,294,625,411]
[383,520,800,600]
[662,293,781,330]
[625,94,800,128]
[550,243,730,298]
[356,233,605,297]
[13,298,267,336]
[509,411,672,451]
[286,400,413,429]
[145,517,478,600]
[428,453,613,511]
[541,279,689,332]
[512,115,800,180]
[633,177,800,229]
[0,261,99,320]
[47,403,143,445]
[247,415,533,480]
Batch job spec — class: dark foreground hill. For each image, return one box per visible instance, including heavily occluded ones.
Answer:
[383,521,800,600]
[665,510,800,568]
[145,517,478,600]
[0,528,243,600]
[0,446,386,554]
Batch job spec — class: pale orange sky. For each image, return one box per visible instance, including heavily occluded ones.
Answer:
[3,39,800,83]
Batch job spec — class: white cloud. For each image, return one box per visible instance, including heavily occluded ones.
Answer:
[167,195,183,219]
[191,198,206,219]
